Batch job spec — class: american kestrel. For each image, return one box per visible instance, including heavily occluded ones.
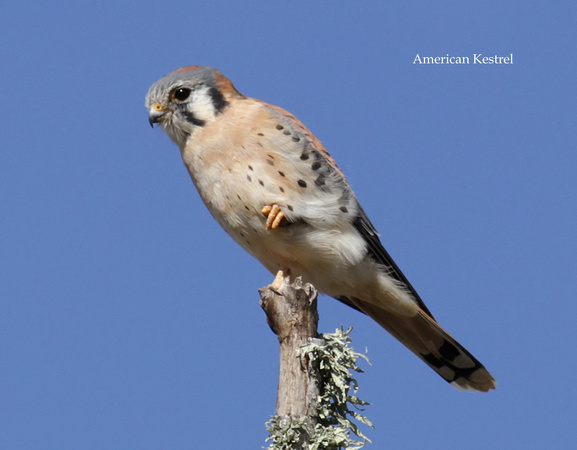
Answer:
[145,66,496,392]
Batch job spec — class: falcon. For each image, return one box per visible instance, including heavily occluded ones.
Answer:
[145,66,496,392]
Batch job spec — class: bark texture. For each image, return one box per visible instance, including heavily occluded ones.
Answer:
[259,275,321,446]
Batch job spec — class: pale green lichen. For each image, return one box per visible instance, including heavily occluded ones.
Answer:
[265,328,372,449]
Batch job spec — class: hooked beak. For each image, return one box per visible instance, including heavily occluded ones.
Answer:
[148,103,167,127]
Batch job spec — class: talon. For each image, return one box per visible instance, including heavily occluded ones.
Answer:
[270,269,290,290]
[261,204,286,230]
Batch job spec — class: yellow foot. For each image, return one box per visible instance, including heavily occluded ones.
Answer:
[270,269,290,290]
[261,204,286,230]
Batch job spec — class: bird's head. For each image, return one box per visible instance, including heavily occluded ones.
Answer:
[145,66,243,148]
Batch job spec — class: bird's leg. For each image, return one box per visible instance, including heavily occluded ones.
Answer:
[261,204,287,230]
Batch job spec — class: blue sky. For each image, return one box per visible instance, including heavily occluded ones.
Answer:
[1,1,576,448]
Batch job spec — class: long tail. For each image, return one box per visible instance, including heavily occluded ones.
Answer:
[349,298,496,392]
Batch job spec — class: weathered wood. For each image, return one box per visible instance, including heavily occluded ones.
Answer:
[259,274,321,446]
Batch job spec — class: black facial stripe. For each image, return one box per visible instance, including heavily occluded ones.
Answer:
[181,110,206,127]
[208,87,229,113]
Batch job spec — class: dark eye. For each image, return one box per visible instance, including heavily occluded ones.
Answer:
[173,88,191,101]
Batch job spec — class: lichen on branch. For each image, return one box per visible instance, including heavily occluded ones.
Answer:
[265,327,372,450]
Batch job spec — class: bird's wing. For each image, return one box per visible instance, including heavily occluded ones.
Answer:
[352,204,435,318]
[258,99,434,318]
